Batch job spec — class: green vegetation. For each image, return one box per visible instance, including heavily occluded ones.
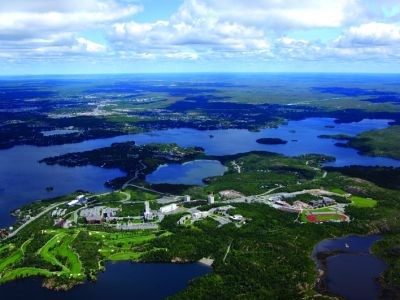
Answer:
[350,196,377,208]
[1,151,400,298]
[326,166,400,191]
[330,188,347,195]
[0,227,161,288]
[373,233,400,298]
[185,152,325,198]
[348,125,400,160]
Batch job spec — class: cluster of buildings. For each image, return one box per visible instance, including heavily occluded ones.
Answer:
[267,194,337,213]
[218,190,244,199]
[309,197,336,208]
[178,205,245,227]
[55,219,73,229]
[51,208,66,217]
[80,206,120,224]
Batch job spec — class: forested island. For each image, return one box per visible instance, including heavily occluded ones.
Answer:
[256,137,288,144]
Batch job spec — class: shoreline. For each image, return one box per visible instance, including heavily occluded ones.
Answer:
[311,234,385,298]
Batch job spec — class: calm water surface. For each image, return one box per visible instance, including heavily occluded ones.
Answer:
[146,160,227,185]
[1,118,400,227]
[314,235,386,300]
[0,262,211,300]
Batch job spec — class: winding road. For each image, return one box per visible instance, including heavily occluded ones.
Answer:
[6,201,66,240]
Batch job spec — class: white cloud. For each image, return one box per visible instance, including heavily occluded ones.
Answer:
[1,0,400,67]
[109,1,272,59]
[335,22,400,47]
[0,0,141,40]
[0,0,138,60]
[76,38,106,53]
[165,51,199,60]
[179,0,367,30]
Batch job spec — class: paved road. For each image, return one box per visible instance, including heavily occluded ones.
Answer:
[122,160,147,190]
[6,201,66,239]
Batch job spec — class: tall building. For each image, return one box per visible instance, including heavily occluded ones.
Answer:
[208,193,215,204]
[184,195,191,202]
[144,201,153,221]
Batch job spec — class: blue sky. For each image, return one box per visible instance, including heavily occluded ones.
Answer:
[1,0,400,74]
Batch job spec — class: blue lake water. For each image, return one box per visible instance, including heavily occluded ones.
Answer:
[1,118,400,227]
[0,262,212,300]
[314,235,386,300]
[146,160,227,185]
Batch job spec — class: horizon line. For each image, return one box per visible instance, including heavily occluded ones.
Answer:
[1,70,400,77]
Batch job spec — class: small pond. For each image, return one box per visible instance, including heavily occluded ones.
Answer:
[313,235,386,300]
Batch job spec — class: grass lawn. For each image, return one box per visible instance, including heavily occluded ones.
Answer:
[0,250,23,273]
[350,196,377,208]
[0,267,53,284]
[37,231,83,277]
[330,188,347,195]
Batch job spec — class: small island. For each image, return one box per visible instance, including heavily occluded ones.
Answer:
[256,138,288,145]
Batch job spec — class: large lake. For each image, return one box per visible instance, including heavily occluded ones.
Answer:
[1,117,400,227]
[314,235,386,300]
[0,262,211,300]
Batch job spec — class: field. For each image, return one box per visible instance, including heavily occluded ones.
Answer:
[0,227,161,287]
[305,213,348,223]
[350,196,377,208]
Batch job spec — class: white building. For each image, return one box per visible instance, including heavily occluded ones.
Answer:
[230,214,244,221]
[68,194,87,207]
[67,199,80,207]
[144,201,154,220]
[192,211,209,220]
[159,203,178,214]
[184,195,191,202]
[208,194,215,204]
[76,195,87,203]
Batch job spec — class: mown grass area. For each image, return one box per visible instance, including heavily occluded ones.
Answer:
[314,214,344,221]
[350,196,377,208]
[0,227,163,288]
[330,188,347,195]
[0,267,53,284]
[94,189,159,204]
[300,207,339,223]
[124,188,160,201]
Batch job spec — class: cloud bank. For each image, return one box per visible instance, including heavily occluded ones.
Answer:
[1,0,400,73]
